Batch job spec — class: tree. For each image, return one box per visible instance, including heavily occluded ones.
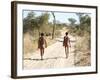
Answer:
[75,13,84,30]
[75,13,91,36]
[68,18,76,27]
[51,12,56,39]
[79,15,91,33]
[76,13,91,31]
[76,13,84,24]
[80,15,91,26]
[27,11,35,20]
[23,12,50,36]
[23,11,35,33]
[38,12,49,35]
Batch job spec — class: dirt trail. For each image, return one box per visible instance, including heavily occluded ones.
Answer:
[24,35,76,69]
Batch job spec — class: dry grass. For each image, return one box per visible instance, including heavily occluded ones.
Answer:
[74,51,91,66]
[24,33,56,55]
[74,36,91,66]
[24,33,38,54]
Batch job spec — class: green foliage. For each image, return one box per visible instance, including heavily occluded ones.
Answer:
[23,11,62,40]
[68,18,77,27]
[23,11,36,33]
[68,14,91,50]
[23,12,50,35]
[68,14,91,36]
[38,13,50,32]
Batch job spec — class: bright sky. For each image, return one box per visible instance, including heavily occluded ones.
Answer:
[23,10,89,24]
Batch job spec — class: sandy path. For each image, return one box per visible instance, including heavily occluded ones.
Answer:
[24,35,76,70]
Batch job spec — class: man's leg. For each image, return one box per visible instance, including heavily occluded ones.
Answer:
[41,48,44,60]
[40,49,43,60]
[65,47,67,58]
[67,47,69,58]
[42,48,44,56]
[65,46,69,58]
[41,48,45,60]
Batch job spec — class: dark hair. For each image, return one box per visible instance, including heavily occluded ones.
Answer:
[65,32,68,35]
[40,33,44,36]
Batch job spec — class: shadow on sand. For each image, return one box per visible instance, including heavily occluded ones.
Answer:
[24,56,67,61]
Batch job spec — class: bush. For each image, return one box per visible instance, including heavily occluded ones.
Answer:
[55,30,61,37]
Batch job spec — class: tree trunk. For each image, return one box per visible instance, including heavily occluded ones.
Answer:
[51,12,56,39]
[37,28,40,37]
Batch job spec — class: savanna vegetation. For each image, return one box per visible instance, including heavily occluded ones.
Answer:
[67,13,91,66]
[23,11,91,66]
[23,11,65,54]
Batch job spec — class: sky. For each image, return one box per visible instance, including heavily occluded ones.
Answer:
[23,10,90,24]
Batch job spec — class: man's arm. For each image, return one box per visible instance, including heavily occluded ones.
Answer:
[63,37,65,46]
[38,38,40,48]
